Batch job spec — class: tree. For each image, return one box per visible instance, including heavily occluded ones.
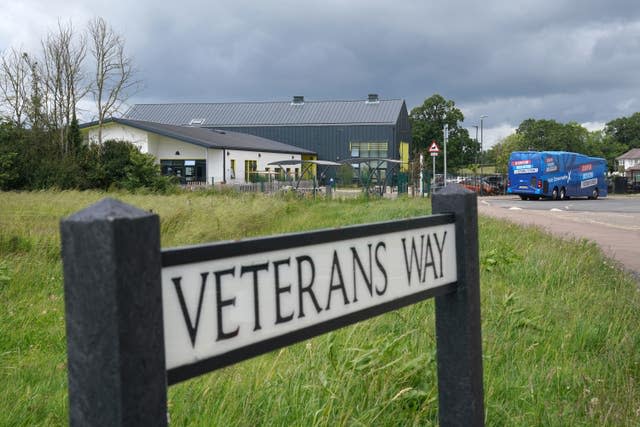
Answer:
[584,129,628,172]
[515,119,588,153]
[0,120,21,189]
[490,133,523,174]
[67,116,83,154]
[41,20,87,154]
[24,54,47,131]
[605,112,640,150]
[88,17,138,144]
[0,49,30,127]
[409,94,478,171]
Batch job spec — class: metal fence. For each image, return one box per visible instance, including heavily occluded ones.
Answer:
[226,180,318,194]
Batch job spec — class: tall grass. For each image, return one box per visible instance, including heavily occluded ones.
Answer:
[0,190,638,425]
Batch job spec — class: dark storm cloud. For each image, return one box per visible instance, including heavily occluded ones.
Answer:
[3,0,640,144]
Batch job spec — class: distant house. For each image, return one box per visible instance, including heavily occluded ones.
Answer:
[616,148,640,182]
[123,94,412,180]
[81,118,316,184]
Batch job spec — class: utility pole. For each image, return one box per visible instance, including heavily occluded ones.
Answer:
[480,115,488,196]
[444,124,448,187]
[419,153,424,197]
[473,125,479,165]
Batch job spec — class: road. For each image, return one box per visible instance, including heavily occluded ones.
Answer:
[477,195,640,283]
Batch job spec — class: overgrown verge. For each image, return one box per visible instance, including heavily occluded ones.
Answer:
[0,191,638,426]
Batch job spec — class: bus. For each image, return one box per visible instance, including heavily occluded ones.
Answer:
[507,151,607,200]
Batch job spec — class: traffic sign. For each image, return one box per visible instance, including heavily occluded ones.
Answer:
[428,141,440,154]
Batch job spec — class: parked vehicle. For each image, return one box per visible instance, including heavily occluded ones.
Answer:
[460,178,495,195]
[484,175,505,193]
[507,151,607,200]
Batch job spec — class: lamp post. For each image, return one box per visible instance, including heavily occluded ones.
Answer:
[480,115,488,195]
[443,124,448,187]
[473,125,479,165]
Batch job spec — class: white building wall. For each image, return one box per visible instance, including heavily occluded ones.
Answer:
[149,134,228,184]
[618,157,640,173]
[624,158,640,170]
[225,150,302,183]
[86,124,149,152]
[85,122,307,184]
[150,134,207,159]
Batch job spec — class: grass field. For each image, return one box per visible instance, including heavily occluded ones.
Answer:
[1,190,639,426]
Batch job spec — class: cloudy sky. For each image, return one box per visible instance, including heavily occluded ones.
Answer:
[2,0,640,146]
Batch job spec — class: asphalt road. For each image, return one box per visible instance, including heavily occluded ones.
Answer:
[477,195,640,283]
[483,195,640,213]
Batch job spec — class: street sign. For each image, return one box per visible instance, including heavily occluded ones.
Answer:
[60,190,485,426]
[429,141,440,156]
[161,216,457,383]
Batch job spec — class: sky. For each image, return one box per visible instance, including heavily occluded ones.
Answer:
[2,0,640,148]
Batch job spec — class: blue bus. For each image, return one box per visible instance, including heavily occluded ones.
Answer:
[507,151,607,200]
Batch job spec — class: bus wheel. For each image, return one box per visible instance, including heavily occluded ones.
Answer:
[559,187,566,200]
[519,195,528,200]
[552,187,559,200]
[590,188,599,200]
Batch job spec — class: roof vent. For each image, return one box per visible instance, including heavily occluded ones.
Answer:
[189,118,205,126]
[366,93,379,104]
[292,95,304,105]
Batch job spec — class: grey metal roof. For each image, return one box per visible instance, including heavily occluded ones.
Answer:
[123,98,405,127]
[87,118,315,154]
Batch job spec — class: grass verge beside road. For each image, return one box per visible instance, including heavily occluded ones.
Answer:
[0,190,638,425]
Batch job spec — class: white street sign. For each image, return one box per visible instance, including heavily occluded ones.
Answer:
[161,217,457,380]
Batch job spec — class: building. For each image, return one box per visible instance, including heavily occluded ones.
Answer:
[616,148,640,183]
[123,94,412,180]
[81,118,316,184]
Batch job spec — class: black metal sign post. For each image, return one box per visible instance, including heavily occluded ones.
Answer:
[60,185,483,427]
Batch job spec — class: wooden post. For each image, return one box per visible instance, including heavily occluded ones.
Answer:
[60,198,167,426]
[433,184,485,426]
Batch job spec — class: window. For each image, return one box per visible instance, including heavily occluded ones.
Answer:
[161,159,206,183]
[230,159,236,179]
[275,167,285,180]
[348,142,390,183]
[349,141,388,159]
[245,160,257,182]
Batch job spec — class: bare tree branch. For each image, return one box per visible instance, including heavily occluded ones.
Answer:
[0,48,30,127]
[41,20,87,153]
[88,17,140,144]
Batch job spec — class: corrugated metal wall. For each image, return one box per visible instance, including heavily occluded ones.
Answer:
[205,104,411,179]
[395,102,412,152]
[211,125,395,162]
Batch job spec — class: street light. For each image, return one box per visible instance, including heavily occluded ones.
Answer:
[480,115,488,195]
[473,125,479,164]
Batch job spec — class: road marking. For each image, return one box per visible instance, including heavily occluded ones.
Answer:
[550,208,563,212]
[509,207,522,210]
